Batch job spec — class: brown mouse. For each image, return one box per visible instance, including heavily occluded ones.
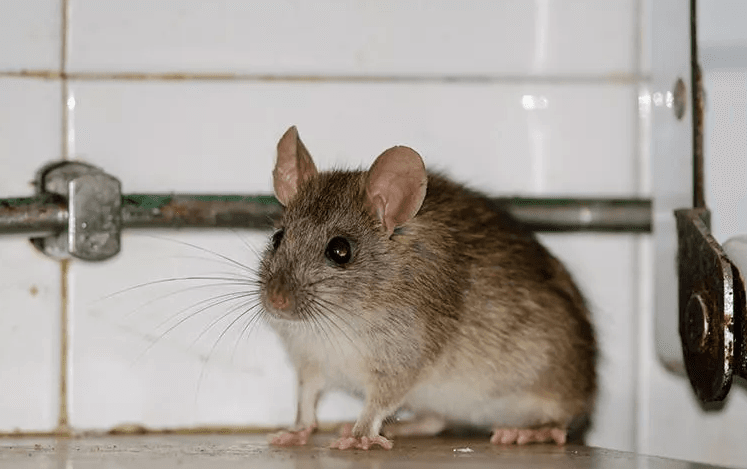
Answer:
[259,126,597,450]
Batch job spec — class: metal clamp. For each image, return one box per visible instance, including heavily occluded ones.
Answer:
[31,162,122,261]
[676,207,747,402]
[13,161,283,261]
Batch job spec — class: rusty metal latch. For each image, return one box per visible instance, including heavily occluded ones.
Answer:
[676,207,747,402]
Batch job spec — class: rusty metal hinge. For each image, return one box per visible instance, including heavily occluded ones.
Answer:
[676,207,747,402]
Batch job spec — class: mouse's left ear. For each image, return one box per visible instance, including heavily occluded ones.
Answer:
[274,126,318,206]
[365,146,427,236]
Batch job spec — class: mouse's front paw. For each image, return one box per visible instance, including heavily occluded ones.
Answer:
[329,435,393,450]
[268,425,316,446]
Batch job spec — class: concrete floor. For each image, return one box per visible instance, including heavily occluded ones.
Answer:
[0,433,730,469]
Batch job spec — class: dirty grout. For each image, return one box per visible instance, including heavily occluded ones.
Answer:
[0,70,649,85]
[56,0,71,435]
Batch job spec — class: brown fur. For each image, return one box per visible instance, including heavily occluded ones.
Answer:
[260,134,597,447]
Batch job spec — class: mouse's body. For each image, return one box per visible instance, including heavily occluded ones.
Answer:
[260,127,596,450]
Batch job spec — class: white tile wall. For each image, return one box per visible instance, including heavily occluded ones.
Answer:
[69,233,298,429]
[703,70,747,243]
[66,81,636,196]
[4,1,746,467]
[68,0,636,77]
[66,79,638,446]
[0,0,61,72]
[650,0,693,370]
[700,0,747,49]
[0,78,62,432]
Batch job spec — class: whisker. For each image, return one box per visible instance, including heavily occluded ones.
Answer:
[300,301,340,355]
[314,295,374,329]
[231,228,265,259]
[140,234,256,275]
[188,293,259,348]
[155,289,259,331]
[93,276,256,304]
[313,295,400,346]
[308,298,362,356]
[161,254,260,275]
[230,303,267,362]
[194,300,266,400]
[130,291,253,365]
[123,282,259,319]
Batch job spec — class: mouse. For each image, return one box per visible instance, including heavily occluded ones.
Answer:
[259,126,597,450]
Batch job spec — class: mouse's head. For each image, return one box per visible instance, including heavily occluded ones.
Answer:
[259,126,427,325]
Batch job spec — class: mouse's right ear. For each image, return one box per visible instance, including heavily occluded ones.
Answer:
[365,146,427,236]
[273,126,318,206]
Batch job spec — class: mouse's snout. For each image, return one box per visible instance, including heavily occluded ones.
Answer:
[265,275,297,320]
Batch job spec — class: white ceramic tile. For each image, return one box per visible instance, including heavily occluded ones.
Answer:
[699,0,747,68]
[639,0,653,76]
[68,81,636,197]
[68,0,636,77]
[703,70,747,243]
[69,232,293,429]
[650,0,693,369]
[700,0,747,47]
[0,78,63,195]
[0,237,61,433]
[0,78,62,432]
[68,80,638,432]
[0,0,61,72]
[539,234,638,452]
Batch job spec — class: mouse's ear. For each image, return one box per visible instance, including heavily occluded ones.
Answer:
[273,126,318,206]
[365,146,427,235]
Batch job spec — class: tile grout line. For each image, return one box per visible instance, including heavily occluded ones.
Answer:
[632,0,656,456]
[57,0,71,435]
[631,0,643,455]
[0,70,649,85]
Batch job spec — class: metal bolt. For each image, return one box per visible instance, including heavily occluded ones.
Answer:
[685,292,710,352]
[674,78,687,120]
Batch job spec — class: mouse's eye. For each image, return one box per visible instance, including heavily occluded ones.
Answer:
[271,229,284,251]
[325,236,352,265]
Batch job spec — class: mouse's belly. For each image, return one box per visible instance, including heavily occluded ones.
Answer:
[403,379,567,428]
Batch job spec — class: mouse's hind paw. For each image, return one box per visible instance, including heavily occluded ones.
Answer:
[268,424,316,446]
[329,435,393,450]
[490,427,566,445]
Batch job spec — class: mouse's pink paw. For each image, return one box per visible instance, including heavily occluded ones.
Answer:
[337,422,354,438]
[268,425,316,446]
[329,435,393,450]
[490,427,566,446]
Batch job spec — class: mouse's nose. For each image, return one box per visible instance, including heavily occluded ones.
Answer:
[268,289,291,310]
[266,277,295,317]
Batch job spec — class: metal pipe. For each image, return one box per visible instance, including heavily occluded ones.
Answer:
[121,194,281,230]
[0,194,652,234]
[0,195,68,236]
[495,197,652,233]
